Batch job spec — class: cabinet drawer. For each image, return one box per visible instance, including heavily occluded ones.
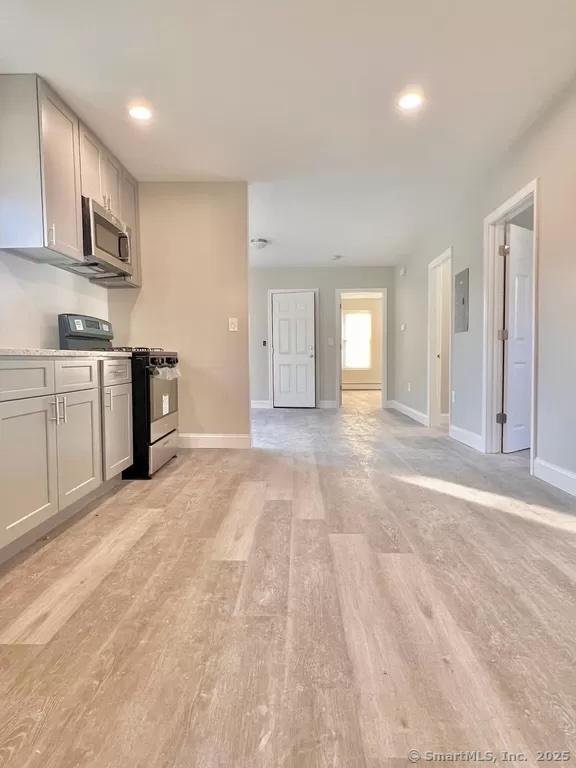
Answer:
[55,359,99,393]
[102,358,131,386]
[0,359,55,402]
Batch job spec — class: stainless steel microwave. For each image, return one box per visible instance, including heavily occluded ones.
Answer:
[80,196,133,277]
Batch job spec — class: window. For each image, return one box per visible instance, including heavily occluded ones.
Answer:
[342,311,372,369]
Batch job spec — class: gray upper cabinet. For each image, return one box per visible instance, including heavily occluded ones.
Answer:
[0,396,59,549]
[0,74,83,264]
[79,124,104,203]
[1,73,143,288]
[102,153,122,218]
[38,80,84,260]
[79,122,122,219]
[56,387,102,510]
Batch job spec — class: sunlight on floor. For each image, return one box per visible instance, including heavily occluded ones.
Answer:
[394,474,576,534]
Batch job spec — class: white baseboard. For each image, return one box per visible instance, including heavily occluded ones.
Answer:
[319,400,337,409]
[449,425,485,452]
[251,400,272,409]
[385,400,429,426]
[179,433,252,449]
[534,458,576,497]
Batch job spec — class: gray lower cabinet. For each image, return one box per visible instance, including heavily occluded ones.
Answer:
[57,388,102,510]
[0,396,59,548]
[102,383,133,479]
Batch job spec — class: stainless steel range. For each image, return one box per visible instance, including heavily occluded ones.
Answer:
[58,314,179,478]
[120,348,179,479]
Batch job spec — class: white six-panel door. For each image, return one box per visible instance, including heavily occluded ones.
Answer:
[272,291,316,408]
[503,223,534,453]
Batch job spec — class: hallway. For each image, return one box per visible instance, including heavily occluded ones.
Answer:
[1,397,575,765]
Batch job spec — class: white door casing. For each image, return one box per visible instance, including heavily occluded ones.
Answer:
[272,291,316,408]
[503,224,534,452]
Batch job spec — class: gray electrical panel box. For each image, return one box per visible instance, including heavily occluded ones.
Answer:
[454,268,469,333]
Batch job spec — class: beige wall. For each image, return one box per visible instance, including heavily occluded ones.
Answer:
[110,182,250,437]
[341,296,382,389]
[249,267,394,404]
[0,251,109,348]
[391,81,576,477]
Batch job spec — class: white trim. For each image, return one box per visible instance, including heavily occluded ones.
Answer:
[449,425,484,452]
[385,399,429,426]
[482,179,539,473]
[319,400,337,409]
[335,288,388,409]
[427,247,452,429]
[533,458,576,498]
[267,288,319,408]
[179,433,252,449]
[251,400,272,409]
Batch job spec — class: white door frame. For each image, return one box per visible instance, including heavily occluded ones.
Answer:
[267,288,320,408]
[335,288,388,408]
[482,178,539,472]
[427,248,452,428]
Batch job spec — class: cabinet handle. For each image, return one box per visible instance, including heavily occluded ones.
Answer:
[61,396,67,424]
[49,398,59,422]
[105,390,113,410]
[48,224,56,247]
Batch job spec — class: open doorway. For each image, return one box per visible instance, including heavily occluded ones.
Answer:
[482,180,538,471]
[335,290,387,410]
[427,248,452,428]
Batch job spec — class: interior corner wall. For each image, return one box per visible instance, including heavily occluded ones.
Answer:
[249,266,394,404]
[109,181,250,437]
[392,81,576,476]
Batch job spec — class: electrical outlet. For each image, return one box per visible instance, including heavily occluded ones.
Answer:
[228,317,239,332]
[407,382,411,393]
[451,390,456,404]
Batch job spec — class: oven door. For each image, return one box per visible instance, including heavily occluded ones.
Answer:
[149,372,179,443]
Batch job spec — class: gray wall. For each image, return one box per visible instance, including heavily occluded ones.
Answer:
[109,182,250,437]
[249,267,394,404]
[391,81,576,474]
[0,251,109,348]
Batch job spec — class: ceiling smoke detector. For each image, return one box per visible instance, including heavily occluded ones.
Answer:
[250,238,270,250]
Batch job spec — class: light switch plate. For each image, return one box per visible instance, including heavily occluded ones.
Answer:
[400,322,407,332]
[228,317,239,332]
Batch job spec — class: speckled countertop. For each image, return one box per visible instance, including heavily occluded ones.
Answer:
[0,348,131,358]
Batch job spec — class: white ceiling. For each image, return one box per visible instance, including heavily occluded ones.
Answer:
[2,1,576,266]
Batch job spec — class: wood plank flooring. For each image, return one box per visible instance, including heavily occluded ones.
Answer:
[1,390,575,766]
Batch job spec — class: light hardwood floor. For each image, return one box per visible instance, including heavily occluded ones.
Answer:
[1,391,575,766]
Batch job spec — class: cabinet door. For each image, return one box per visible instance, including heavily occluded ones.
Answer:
[38,80,83,262]
[79,124,104,204]
[57,388,102,510]
[0,396,58,549]
[102,383,133,479]
[120,170,141,287]
[102,152,122,218]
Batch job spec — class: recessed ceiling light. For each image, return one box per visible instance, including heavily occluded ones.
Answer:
[397,91,424,112]
[128,104,152,121]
